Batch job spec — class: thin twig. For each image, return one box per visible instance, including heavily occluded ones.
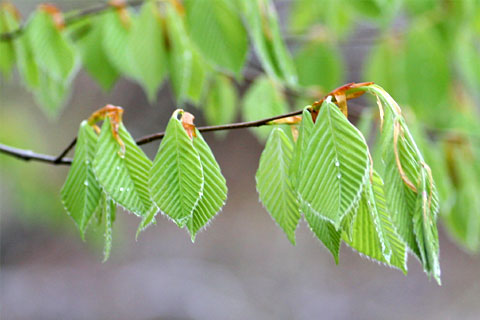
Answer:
[0,108,305,166]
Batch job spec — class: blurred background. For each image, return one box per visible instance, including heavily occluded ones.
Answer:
[1,0,480,319]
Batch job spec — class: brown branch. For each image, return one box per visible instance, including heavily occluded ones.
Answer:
[0,108,305,166]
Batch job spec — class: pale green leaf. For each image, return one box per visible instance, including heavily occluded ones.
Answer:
[294,40,343,92]
[242,76,289,141]
[0,7,18,77]
[102,194,116,262]
[302,200,341,263]
[149,112,204,227]
[289,108,314,190]
[75,18,119,91]
[129,2,167,101]
[298,99,370,228]
[256,128,300,244]
[93,118,154,216]
[188,129,228,240]
[344,171,407,272]
[185,0,248,76]
[204,75,238,133]
[13,29,40,89]
[33,72,70,117]
[241,0,297,85]
[27,10,77,82]
[101,10,137,79]
[61,121,101,239]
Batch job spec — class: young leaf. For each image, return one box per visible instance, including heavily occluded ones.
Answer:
[344,171,407,272]
[33,72,70,117]
[0,4,19,77]
[298,99,370,228]
[149,112,204,227]
[61,121,102,239]
[302,202,342,263]
[185,0,248,76]
[204,75,238,132]
[13,27,40,89]
[294,40,343,91]
[128,2,167,101]
[188,129,228,240]
[241,0,297,85]
[242,76,289,141]
[290,108,314,189]
[102,193,116,262]
[75,18,119,91]
[101,9,137,79]
[93,118,153,217]
[256,128,300,244]
[27,10,77,82]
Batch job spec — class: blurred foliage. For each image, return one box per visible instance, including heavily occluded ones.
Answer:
[0,0,479,261]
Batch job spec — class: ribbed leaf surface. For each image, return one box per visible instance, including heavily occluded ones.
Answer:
[344,171,407,272]
[61,121,101,238]
[149,115,204,227]
[93,118,153,216]
[102,194,116,262]
[188,129,228,240]
[256,128,300,244]
[298,100,370,228]
[302,201,341,263]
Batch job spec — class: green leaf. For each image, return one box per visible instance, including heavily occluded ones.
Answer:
[204,74,238,133]
[13,28,40,89]
[61,121,102,239]
[33,72,70,117]
[289,0,352,38]
[0,6,18,77]
[366,84,441,283]
[128,2,167,101]
[290,108,341,260]
[101,9,137,79]
[298,99,370,228]
[165,4,208,105]
[242,76,289,141]
[404,22,449,120]
[102,193,116,262]
[241,0,297,85]
[294,40,343,92]
[188,129,228,240]
[149,112,204,227]
[93,118,154,216]
[75,18,119,91]
[302,201,341,263]
[185,0,248,76]
[256,128,300,244]
[344,171,407,272]
[27,10,77,82]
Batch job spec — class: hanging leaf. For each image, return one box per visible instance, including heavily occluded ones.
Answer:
[302,202,342,263]
[149,111,204,227]
[128,2,167,101]
[102,193,116,262]
[188,129,228,240]
[185,48,209,105]
[33,72,70,117]
[256,128,300,244]
[366,84,441,283]
[93,118,154,217]
[101,9,137,79]
[297,99,370,228]
[0,4,19,77]
[241,0,297,85]
[294,40,344,92]
[13,27,40,89]
[290,108,342,260]
[61,121,102,238]
[185,0,248,76]
[75,17,119,91]
[242,76,289,141]
[344,171,407,272]
[204,74,238,135]
[27,9,77,82]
